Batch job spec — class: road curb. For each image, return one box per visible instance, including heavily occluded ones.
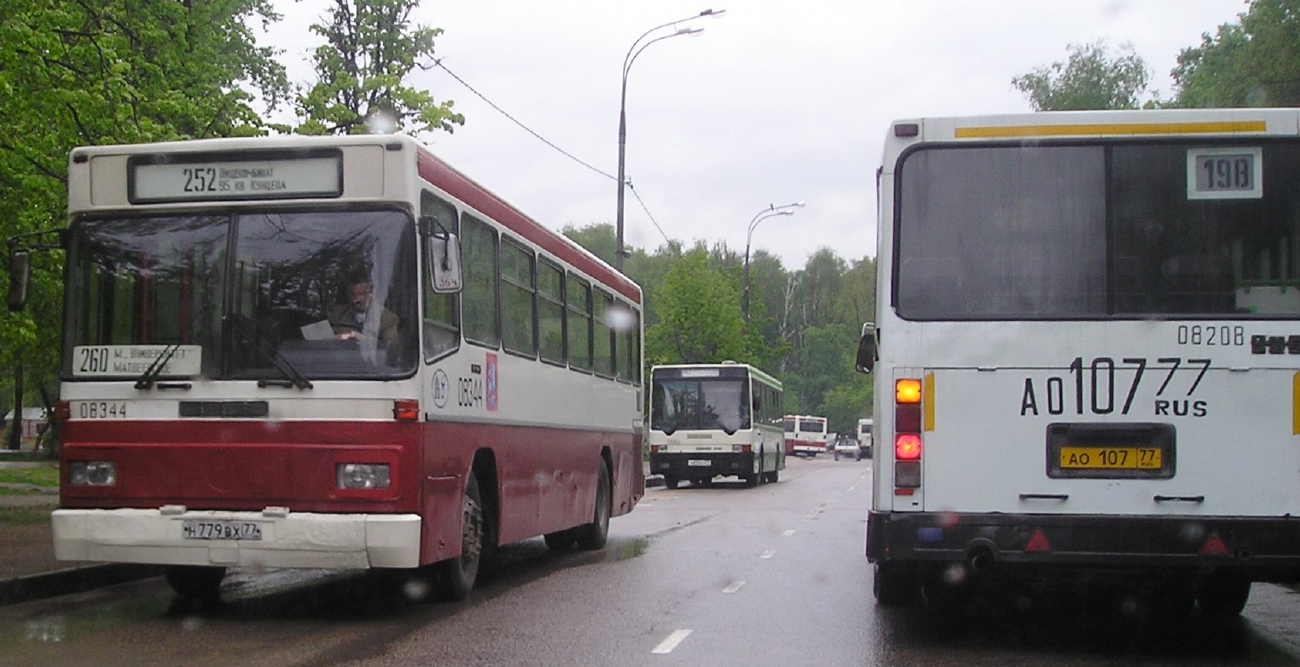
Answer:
[0,563,163,606]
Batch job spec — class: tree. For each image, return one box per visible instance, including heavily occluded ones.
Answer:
[0,0,290,437]
[1173,0,1300,108]
[295,0,464,135]
[645,248,747,365]
[1012,41,1151,111]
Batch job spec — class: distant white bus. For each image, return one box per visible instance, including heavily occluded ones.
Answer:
[648,363,784,489]
[857,418,873,458]
[783,415,828,457]
[858,108,1300,616]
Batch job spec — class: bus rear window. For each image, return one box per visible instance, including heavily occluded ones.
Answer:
[895,141,1300,319]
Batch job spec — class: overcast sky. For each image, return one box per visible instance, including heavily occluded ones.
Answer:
[267,0,1249,269]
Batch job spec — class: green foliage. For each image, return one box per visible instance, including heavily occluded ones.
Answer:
[1012,41,1151,111]
[1173,0,1300,107]
[645,249,747,365]
[0,0,289,403]
[294,0,464,135]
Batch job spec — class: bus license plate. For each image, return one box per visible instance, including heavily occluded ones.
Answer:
[687,459,711,467]
[182,520,263,541]
[1058,447,1162,470]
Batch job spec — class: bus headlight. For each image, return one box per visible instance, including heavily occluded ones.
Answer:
[336,463,391,490]
[69,461,117,486]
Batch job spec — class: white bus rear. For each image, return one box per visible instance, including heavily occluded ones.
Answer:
[859,109,1300,615]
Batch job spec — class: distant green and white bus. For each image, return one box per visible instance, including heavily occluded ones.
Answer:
[858,108,1300,615]
[648,363,784,489]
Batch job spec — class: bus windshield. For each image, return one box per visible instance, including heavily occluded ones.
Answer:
[896,141,1300,320]
[64,209,419,381]
[651,377,750,435]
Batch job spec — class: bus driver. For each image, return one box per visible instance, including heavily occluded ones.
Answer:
[329,277,400,343]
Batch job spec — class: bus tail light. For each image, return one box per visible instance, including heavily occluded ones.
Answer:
[895,434,922,460]
[733,444,752,453]
[393,399,420,421]
[894,378,923,489]
[55,400,71,422]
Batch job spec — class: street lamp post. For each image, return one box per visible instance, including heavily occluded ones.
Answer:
[742,201,805,322]
[615,8,725,272]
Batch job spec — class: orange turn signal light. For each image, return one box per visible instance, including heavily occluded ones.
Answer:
[393,399,420,421]
[895,379,922,404]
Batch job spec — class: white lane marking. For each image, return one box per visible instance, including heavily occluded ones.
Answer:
[651,629,693,654]
[848,485,857,491]
[782,529,795,537]
[723,580,746,594]
[760,549,775,559]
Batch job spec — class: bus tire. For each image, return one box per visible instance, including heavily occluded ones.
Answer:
[874,563,916,606]
[1196,570,1251,617]
[574,462,611,550]
[434,473,484,602]
[664,475,680,490]
[165,565,226,601]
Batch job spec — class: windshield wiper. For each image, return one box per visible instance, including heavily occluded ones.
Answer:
[225,315,313,390]
[134,343,182,390]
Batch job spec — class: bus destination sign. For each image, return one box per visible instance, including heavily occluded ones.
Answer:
[130,154,342,203]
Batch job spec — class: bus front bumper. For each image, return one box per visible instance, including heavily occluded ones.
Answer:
[52,508,422,570]
[649,453,754,478]
[867,511,1300,581]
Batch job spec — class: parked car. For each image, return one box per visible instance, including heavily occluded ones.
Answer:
[833,437,862,461]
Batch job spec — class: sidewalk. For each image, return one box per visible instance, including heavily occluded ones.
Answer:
[0,449,160,605]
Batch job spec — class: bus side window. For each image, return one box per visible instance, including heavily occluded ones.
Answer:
[537,259,566,365]
[462,214,500,349]
[568,274,592,372]
[501,236,537,357]
[421,191,461,361]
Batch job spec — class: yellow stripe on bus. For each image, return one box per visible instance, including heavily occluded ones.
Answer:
[924,373,935,432]
[1293,372,1300,435]
[955,121,1267,139]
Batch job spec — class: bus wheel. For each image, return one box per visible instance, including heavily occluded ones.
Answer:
[1196,570,1251,617]
[165,565,226,601]
[664,476,680,490]
[573,462,611,550]
[874,563,916,606]
[435,474,484,601]
[765,467,780,483]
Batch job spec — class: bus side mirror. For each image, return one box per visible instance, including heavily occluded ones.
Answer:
[8,250,30,312]
[855,322,876,374]
[428,232,463,294]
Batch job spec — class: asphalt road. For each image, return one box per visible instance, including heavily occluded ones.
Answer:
[1,457,1299,666]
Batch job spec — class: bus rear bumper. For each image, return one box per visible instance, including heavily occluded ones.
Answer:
[52,508,422,570]
[866,510,1300,582]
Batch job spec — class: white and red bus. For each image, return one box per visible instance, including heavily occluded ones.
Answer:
[10,134,644,600]
[782,415,827,457]
[858,109,1300,615]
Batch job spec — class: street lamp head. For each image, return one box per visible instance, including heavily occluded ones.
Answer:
[675,27,704,36]
[700,8,727,18]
